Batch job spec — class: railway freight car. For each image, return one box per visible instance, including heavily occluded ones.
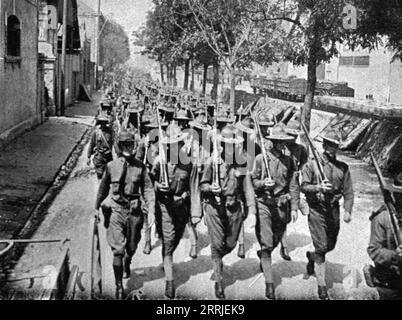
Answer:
[251,76,355,101]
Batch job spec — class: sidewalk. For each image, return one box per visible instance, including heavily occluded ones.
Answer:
[0,97,98,240]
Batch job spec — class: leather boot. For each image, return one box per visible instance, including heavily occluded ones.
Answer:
[237,244,245,259]
[143,240,152,255]
[280,246,291,261]
[318,286,330,300]
[306,251,315,276]
[115,282,125,300]
[189,245,197,259]
[113,265,125,300]
[265,283,276,300]
[214,282,225,299]
[165,280,175,299]
[123,256,131,279]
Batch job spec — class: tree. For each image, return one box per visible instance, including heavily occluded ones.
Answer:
[352,0,402,60]
[249,0,369,133]
[99,18,130,73]
[187,0,281,111]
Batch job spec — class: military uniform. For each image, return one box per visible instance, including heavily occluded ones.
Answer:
[364,172,402,299]
[150,125,193,299]
[95,131,155,299]
[200,126,256,299]
[96,156,155,256]
[201,159,255,259]
[301,153,354,259]
[367,207,402,296]
[88,125,114,179]
[252,150,299,254]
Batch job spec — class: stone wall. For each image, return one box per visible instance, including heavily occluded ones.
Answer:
[0,0,42,146]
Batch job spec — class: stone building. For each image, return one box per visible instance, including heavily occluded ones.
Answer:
[39,0,82,116]
[0,0,44,146]
[253,43,402,104]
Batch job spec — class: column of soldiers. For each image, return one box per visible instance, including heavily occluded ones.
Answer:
[90,79,401,301]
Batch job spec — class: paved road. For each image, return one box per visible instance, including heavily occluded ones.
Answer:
[0,106,383,300]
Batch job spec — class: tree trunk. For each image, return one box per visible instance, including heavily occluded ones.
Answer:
[173,64,177,87]
[302,46,317,134]
[300,41,318,151]
[166,64,170,85]
[190,59,195,92]
[229,66,236,113]
[160,63,165,84]
[202,63,208,95]
[184,59,190,90]
[211,60,219,101]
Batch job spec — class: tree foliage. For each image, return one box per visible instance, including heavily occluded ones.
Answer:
[100,18,131,73]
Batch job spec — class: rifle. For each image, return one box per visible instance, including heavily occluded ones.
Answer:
[301,123,328,183]
[156,107,169,189]
[370,153,402,246]
[252,113,273,181]
[211,103,221,205]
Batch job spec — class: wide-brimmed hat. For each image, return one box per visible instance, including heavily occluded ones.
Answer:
[118,131,135,143]
[258,112,276,127]
[385,172,402,194]
[174,109,192,121]
[159,104,175,113]
[122,97,131,104]
[96,114,110,123]
[162,124,189,144]
[127,103,144,114]
[265,124,295,141]
[145,119,169,129]
[320,130,341,146]
[100,100,113,108]
[189,120,212,131]
[285,119,302,137]
[235,117,255,135]
[217,125,244,145]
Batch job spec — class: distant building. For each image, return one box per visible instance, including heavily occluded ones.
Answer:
[0,0,44,146]
[253,43,402,104]
[39,0,82,116]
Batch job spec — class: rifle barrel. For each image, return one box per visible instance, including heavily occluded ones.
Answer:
[370,152,402,246]
[301,123,327,182]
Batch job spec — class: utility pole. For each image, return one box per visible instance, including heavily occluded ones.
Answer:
[95,0,101,90]
[59,0,68,116]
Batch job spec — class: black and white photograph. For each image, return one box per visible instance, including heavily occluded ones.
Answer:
[0,0,402,304]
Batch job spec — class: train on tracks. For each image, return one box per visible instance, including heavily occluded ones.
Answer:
[250,76,355,102]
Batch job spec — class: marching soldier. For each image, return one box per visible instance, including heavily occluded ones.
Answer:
[364,172,402,300]
[187,117,212,259]
[95,131,156,299]
[274,119,309,261]
[150,124,193,299]
[301,130,354,300]
[87,115,114,181]
[174,109,192,130]
[251,125,299,300]
[200,124,256,299]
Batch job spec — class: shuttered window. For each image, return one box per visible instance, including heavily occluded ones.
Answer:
[339,56,370,67]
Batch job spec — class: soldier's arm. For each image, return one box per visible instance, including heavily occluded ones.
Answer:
[141,165,156,218]
[288,159,300,212]
[95,166,111,210]
[136,141,146,162]
[367,214,400,267]
[251,154,265,191]
[199,160,213,194]
[150,156,161,183]
[301,161,321,194]
[342,168,354,213]
[243,172,257,211]
[299,145,309,169]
